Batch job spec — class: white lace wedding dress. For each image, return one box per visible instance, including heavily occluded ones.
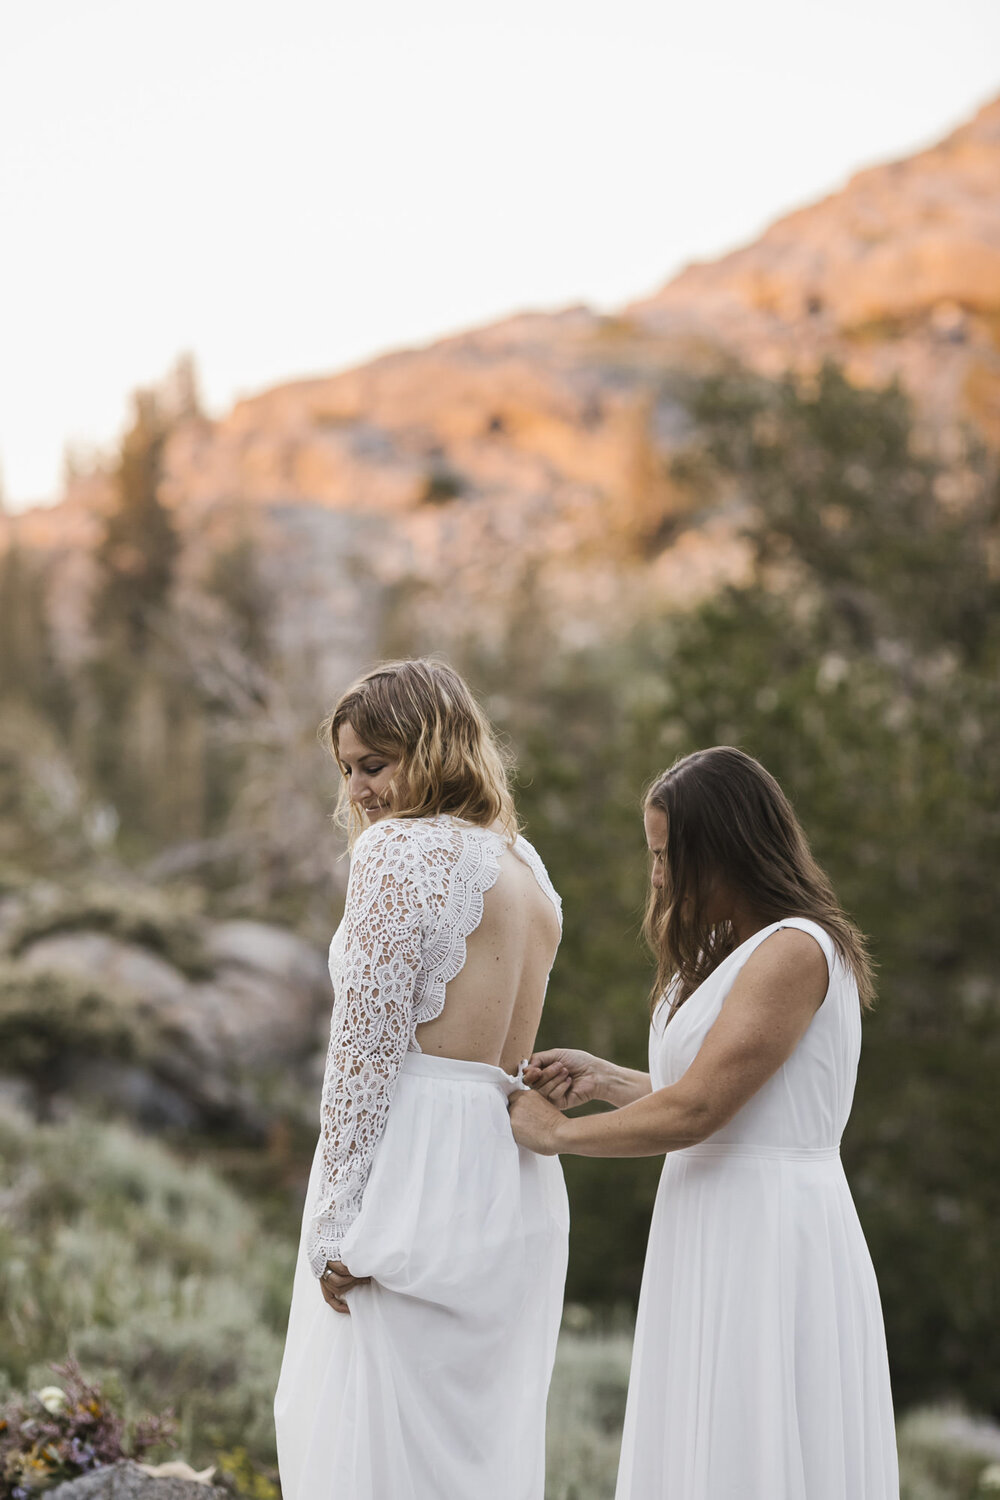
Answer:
[274,813,569,1500]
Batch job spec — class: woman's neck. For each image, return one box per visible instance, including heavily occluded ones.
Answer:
[729,899,771,947]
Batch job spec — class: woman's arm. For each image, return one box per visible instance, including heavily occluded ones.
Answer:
[524,1049,651,1108]
[510,928,828,1157]
[307,822,424,1279]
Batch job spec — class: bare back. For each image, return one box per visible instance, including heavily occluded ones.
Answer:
[415,838,561,1074]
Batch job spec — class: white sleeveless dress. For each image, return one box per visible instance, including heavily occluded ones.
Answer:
[274,814,569,1500]
[616,918,899,1500]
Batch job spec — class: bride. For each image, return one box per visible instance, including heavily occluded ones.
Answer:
[273,657,569,1500]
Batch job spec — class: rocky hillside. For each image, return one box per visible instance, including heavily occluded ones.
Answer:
[0,879,330,1134]
[630,94,1000,446]
[5,94,998,672]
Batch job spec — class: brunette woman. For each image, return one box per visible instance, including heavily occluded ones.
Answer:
[511,747,898,1500]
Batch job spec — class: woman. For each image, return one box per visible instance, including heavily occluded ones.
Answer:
[274,658,569,1500]
[511,746,899,1500]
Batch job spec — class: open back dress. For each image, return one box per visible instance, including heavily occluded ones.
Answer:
[274,813,569,1500]
[616,917,899,1500]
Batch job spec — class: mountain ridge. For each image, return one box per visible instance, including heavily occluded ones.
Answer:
[4,94,998,675]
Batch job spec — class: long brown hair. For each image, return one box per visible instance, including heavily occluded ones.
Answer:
[321,657,519,846]
[642,746,875,1019]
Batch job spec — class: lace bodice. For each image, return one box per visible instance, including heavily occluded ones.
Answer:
[306,813,562,1277]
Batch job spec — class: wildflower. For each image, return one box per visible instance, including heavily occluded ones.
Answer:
[35,1386,67,1415]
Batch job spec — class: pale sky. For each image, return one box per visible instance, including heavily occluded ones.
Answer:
[2,0,998,511]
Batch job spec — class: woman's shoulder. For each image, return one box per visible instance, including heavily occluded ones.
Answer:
[349,814,448,872]
[767,917,838,973]
[736,919,841,1008]
[511,831,562,925]
[350,813,499,870]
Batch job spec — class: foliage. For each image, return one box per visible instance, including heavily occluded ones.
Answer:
[897,1406,1000,1500]
[3,884,209,977]
[0,1106,294,1473]
[0,708,93,873]
[451,362,1000,1410]
[90,391,179,659]
[200,532,273,671]
[0,1359,174,1498]
[0,542,66,727]
[2,349,998,1430]
[544,1321,632,1500]
[645,364,1000,1412]
[547,1324,1000,1500]
[213,1448,279,1500]
[0,966,153,1087]
[418,465,464,505]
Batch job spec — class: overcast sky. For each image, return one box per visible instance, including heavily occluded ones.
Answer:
[2,0,998,511]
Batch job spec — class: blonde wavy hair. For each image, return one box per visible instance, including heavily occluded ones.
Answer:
[321,657,519,846]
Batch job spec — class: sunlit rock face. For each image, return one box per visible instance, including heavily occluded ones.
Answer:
[155,304,743,650]
[629,95,1000,446]
[4,95,997,669]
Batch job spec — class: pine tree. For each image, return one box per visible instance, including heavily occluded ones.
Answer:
[86,387,182,845]
[0,525,64,718]
[91,390,179,656]
[167,351,203,423]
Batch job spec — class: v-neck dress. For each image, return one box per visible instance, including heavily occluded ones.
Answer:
[615,918,899,1500]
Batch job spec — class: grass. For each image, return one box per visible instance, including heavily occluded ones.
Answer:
[0,1102,293,1475]
[2,1100,999,1499]
[546,1315,632,1499]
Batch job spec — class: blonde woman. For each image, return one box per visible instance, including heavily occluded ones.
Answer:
[274,659,568,1500]
[511,747,898,1500]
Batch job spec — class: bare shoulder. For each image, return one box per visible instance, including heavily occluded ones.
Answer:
[733,927,830,1008]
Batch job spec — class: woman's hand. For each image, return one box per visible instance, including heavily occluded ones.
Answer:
[522,1048,605,1109]
[508,1089,566,1155]
[319,1260,371,1315]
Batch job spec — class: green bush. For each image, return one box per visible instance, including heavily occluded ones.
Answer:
[4,884,210,979]
[0,966,154,1085]
[457,363,1000,1412]
[0,1104,294,1472]
[545,1319,632,1500]
[897,1406,1000,1500]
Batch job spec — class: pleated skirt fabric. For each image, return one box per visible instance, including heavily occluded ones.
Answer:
[274,1051,569,1500]
[615,1143,899,1500]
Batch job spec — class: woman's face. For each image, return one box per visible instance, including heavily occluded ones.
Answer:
[645,801,729,922]
[337,722,402,823]
[644,804,669,892]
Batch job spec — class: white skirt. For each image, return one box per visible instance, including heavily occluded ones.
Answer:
[274,1051,569,1500]
[616,1144,899,1499]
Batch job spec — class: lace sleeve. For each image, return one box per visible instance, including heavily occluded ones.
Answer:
[306,821,425,1277]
